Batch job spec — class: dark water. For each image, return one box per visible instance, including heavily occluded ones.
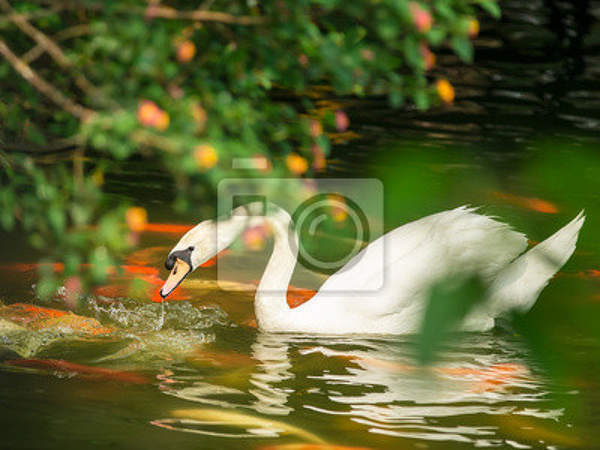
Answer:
[2,3,600,449]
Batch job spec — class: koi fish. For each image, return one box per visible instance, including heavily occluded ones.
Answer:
[142,223,195,234]
[165,408,325,443]
[5,358,149,384]
[0,303,68,325]
[492,191,559,214]
[260,445,372,450]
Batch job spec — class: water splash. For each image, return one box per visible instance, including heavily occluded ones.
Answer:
[0,299,228,361]
[156,301,165,331]
[83,297,229,332]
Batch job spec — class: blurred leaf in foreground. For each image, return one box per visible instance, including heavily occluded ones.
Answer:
[417,276,486,366]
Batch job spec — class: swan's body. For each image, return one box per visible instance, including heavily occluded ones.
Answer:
[161,203,584,335]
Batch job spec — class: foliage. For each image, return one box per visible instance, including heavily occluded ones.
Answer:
[417,275,485,365]
[0,0,496,296]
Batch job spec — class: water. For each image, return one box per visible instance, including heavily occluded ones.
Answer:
[2,2,600,449]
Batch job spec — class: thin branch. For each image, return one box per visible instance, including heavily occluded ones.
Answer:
[1,0,67,65]
[54,23,91,40]
[0,0,99,99]
[31,0,265,25]
[22,24,90,64]
[0,6,62,25]
[73,147,84,188]
[131,130,179,154]
[0,138,78,154]
[0,39,95,120]
[144,5,265,25]
[21,41,45,64]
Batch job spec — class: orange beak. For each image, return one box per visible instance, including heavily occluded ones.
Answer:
[160,258,191,299]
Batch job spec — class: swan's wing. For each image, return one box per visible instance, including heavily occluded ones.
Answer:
[315,206,528,304]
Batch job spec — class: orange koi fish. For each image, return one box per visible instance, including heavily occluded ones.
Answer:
[5,359,149,384]
[492,191,559,214]
[142,223,195,234]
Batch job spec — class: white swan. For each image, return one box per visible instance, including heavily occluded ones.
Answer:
[160,203,584,335]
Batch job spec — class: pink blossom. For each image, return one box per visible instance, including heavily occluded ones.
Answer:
[410,2,433,32]
[335,110,350,132]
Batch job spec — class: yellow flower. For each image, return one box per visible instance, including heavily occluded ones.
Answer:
[469,19,480,38]
[155,111,170,131]
[126,207,148,233]
[328,194,348,223]
[177,40,196,63]
[194,144,218,169]
[243,226,267,251]
[137,100,159,127]
[91,169,104,186]
[286,153,308,175]
[436,79,455,103]
[137,100,169,131]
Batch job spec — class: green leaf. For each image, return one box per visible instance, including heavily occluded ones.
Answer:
[48,204,66,233]
[24,124,47,145]
[451,35,474,63]
[90,246,111,283]
[434,0,456,20]
[389,87,404,108]
[476,0,501,19]
[413,89,430,111]
[0,208,14,230]
[427,28,446,46]
[403,35,422,68]
[36,275,58,300]
[29,233,44,249]
[417,276,486,365]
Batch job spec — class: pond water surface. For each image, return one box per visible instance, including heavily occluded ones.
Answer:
[2,2,600,449]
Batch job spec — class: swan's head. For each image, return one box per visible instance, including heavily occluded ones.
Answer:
[160,205,263,299]
[160,219,218,299]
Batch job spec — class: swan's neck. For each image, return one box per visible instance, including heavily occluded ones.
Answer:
[255,209,298,326]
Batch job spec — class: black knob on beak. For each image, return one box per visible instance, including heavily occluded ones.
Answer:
[165,253,176,270]
[165,247,195,271]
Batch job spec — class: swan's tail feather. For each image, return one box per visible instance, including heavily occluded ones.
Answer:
[485,211,585,317]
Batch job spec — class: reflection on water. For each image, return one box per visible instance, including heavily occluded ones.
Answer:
[250,333,295,415]
[148,329,568,446]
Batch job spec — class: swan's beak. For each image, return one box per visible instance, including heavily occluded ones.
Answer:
[160,258,191,299]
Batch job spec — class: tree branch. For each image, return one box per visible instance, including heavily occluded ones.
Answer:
[22,24,90,64]
[0,6,62,25]
[144,5,265,25]
[130,130,180,154]
[0,0,99,99]
[0,39,95,120]
[0,138,78,154]
[30,1,265,25]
